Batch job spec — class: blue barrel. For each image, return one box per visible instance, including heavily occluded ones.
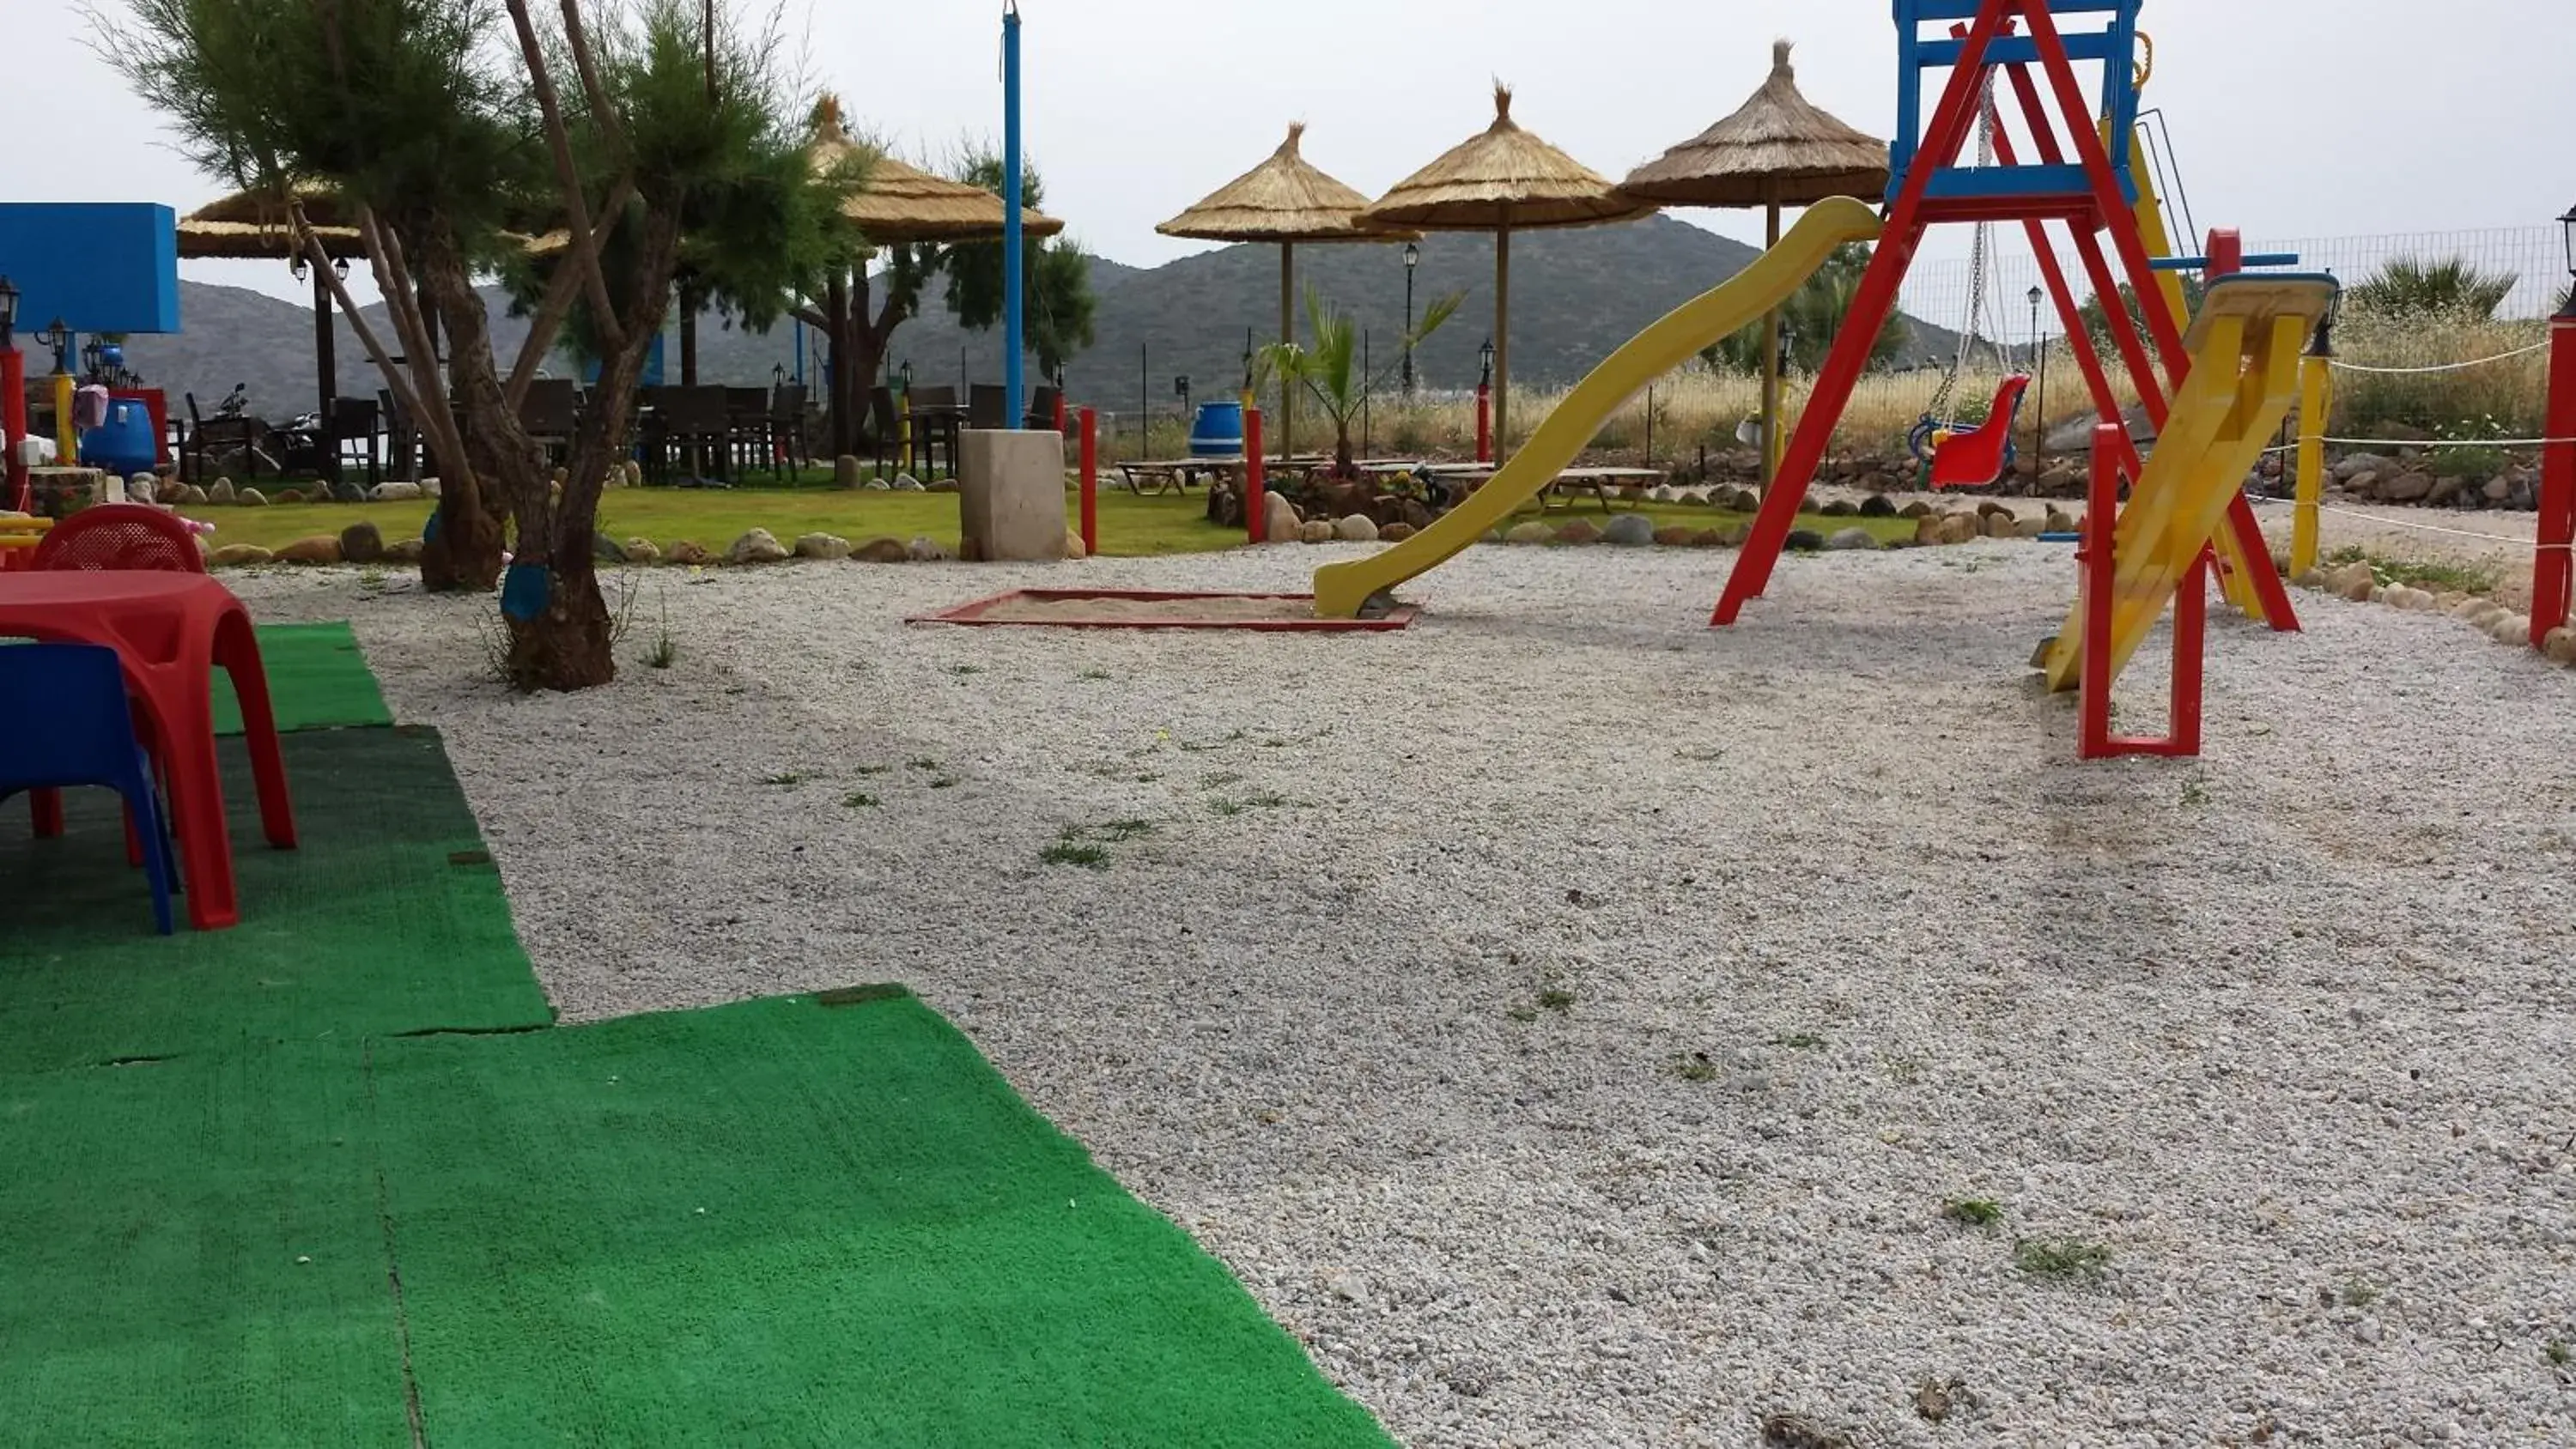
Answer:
[1188,401,1243,458]
[80,398,159,482]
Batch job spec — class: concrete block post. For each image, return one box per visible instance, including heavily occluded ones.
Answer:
[960,427,1067,563]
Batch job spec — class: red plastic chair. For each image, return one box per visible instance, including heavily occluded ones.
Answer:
[30,504,206,573]
[1925,374,2033,489]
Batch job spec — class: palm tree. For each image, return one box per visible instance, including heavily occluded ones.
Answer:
[1260,284,1461,477]
[2349,256,2518,321]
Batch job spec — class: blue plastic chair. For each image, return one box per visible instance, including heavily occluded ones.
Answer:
[0,644,178,935]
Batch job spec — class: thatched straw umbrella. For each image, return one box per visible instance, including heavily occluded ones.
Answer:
[1361,85,1655,453]
[1157,123,1419,462]
[1621,40,1887,482]
[178,194,376,473]
[801,96,1063,454]
[526,106,1065,400]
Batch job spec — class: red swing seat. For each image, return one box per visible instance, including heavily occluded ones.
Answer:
[1927,373,2032,488]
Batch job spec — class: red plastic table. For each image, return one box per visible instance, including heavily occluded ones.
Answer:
[0,572,296,930]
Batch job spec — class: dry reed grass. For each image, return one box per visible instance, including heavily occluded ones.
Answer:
[1103,317,2550,465]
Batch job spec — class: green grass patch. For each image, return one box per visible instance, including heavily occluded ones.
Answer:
[185,488,1914,567]
[2322,543,2500,597]
[2014,1237,2113,1282]
[1942,1198,2003,1229]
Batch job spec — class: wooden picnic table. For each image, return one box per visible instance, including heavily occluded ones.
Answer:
[1115,453,1333,496]
[1545,466,1668,511]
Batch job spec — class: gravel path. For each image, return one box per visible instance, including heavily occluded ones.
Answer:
[231,545,2576,1448]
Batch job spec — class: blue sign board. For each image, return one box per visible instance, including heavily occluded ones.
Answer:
[0,203,182,334]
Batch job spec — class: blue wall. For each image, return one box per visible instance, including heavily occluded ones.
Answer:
[0,203,182,334]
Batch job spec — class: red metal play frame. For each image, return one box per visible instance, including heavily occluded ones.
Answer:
[1713,0,2298,648]
[908,589,1422,632]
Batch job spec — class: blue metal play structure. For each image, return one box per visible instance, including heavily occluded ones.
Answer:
[1888,0,2145,208]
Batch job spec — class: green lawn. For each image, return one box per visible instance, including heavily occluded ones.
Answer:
[182,485,1919,558]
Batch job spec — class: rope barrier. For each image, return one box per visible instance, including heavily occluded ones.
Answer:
[2309,502,2571,550]
[2325,341,2550,375]
[2255,435,2576,454]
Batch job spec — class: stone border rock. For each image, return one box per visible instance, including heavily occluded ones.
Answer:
[2295,559,2575,669]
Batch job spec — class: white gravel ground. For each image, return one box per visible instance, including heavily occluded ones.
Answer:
[230,543,2576,1448]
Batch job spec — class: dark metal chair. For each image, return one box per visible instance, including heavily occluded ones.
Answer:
[908,385,961,477]
[330,396,381,490]
[180,391,258,483]
[658,386,732,484]
[768,385,808,476]
[519,379,580,467]
[867,387,902,479]
[1024,385,1062,433]
[722,387,771,476]
[967,383,1009,432]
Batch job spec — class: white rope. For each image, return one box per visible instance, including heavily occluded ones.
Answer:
[2312,502,2573,549]
[2255,435,2576,454]
[2325,341,2549,375]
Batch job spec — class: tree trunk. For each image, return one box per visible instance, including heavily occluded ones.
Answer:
[418,225,611,691]
[824,273,851,457]
[403,233,503,593]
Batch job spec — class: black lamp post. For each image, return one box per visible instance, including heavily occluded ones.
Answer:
[0,275,16,349]
[2559,205,2576,318]
[2026,284,2048,475]
[1479,336,1495,390]
[36,318,70,375]
[1401,241,1419,397]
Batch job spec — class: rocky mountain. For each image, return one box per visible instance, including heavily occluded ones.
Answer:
[118,216,1953,425]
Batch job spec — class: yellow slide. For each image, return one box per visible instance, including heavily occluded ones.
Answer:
[1311,197,1885,619]
[2040,274,2336,694]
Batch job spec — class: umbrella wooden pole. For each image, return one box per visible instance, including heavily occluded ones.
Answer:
[1760,199,1782,490]
[313,270,338,484]
[1279,241,1294,464]
[1494,222,1510,459]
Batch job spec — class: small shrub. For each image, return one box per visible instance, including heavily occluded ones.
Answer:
[761,771,804,788]
[2427,415,2511,480]
[2014,1238,2112,1282]
[841,791,878,809]
[1039,839,1109,870]
[1536,987,1576,1014]
[1943,1198,2003,1229]
[1670,1052,1718,1082]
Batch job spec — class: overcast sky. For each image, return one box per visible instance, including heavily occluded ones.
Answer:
[12,0,2573,308]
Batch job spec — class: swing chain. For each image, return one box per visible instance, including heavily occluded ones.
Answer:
[1926,74,2001,424]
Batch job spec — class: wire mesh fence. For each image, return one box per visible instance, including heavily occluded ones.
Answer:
[1899,225,2567,349]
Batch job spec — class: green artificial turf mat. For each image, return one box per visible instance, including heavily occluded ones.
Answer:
[0,726,553,1072]
[0,1043,410,1449]
[369,991,1390,1448]
[212,621,392,736]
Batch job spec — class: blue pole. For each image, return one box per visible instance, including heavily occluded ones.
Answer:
[793,316,805,385]
[1001,2,1025,424]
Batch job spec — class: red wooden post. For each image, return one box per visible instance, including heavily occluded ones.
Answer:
[1077,406,1098,557]
[2,344,26,512]
[2535,306,2576,646]
[1474,381,1492,464]
[2078,424,2122,759]
[1054,390,1070,433]
[1244,407,1267,543]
